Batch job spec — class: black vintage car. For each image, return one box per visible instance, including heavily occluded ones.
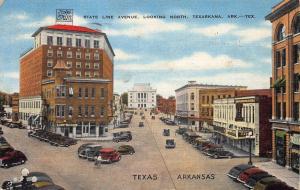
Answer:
[165,139,176,149]
[175,127,188,135]
[163,129,170,136]
[117,145,135,155]
[113,133,132,143]
[210,150,234,159]
[244,173,273,189]
[139,122,144,127]
[227,164,255,180]
[77,143,95,154]
[0,127,3,135]
[78,144,102,160]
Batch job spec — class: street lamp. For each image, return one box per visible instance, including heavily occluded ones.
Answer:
[246,131,255,165]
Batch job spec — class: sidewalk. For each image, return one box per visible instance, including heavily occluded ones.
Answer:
[254,161,299,190]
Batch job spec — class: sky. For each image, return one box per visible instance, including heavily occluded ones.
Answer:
[0,0,280,97]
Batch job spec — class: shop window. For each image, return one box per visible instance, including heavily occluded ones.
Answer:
[76,123,82,134]
[90,123,96,135]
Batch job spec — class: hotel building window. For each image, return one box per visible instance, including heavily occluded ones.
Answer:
[85,71,90,78]
[47,70,52,77]
[94,53,99,60]
[85,88,89,98]
[76,71,81,77]
[100,106,105,116]
[66,61,72,68]
[85,53,90,60]
[66,37,72,46]
[85,62,90,69]
[100,88,105,98]
[91,88,95,98]
[94,63,99,69]
[76,52,81,59]
[47,36,53,45]
[94,71,99,78]
[57,50,63,57]
[91,106,95,116]
[294,73,300,92]
[57,37,63,46]
[85,39,90,48]
[68,106,73,117]
[282,49,286,66]
[84,105,88,116]
[76,62,81,68]
[294,102,299,121]
[47,59,53,67]
[277,24,285,41]
[275,51,281,68]
[78,88,82,97]
[47,49,53,57]
[78,106,82,116]
[67,51,72,58]
[76,39,81,47]
[94,40,99,48]
[56,85,66,97]
[66,71,72,77]
[190,93,194,100]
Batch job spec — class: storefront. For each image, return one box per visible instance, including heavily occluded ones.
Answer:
[275,130,286,166]
[290,133,300,173]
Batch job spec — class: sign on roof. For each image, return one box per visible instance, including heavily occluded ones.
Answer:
[56,9,73,24]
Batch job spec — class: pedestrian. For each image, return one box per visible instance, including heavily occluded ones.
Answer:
[95,155,102,167]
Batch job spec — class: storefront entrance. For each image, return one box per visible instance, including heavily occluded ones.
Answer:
[275,130,286,166]
[290,133,300,173]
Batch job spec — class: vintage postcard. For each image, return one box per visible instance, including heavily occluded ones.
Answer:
[0,0,299,190]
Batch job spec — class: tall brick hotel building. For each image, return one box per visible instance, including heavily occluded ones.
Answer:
[19,24,114,138]
[266,0,299,173]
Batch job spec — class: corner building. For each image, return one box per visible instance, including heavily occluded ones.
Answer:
[266,0,299,173]
[19,24,114,138]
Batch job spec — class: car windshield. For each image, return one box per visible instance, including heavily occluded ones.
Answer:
[166,140,174,144]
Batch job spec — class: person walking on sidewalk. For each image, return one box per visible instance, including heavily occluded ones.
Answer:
[95,155,102,167]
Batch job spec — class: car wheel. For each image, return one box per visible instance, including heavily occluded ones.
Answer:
[4,163,9,168]
[126,139,130,142]
[21,159,25,164]
[130,151,134,155]
[228,155,232,159]
[213,155,218,159]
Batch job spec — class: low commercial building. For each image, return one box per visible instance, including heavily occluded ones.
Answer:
[128,83,156,109]
[175,81,246,130]
[157,96,176,116]
[213,92,272,156]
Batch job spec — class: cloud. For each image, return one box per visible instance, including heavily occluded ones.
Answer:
[232,28,271,43]
[106,13,186,37]
[116,51,250,71]
[261,58,271,64]
[191,23,238,37]
[21,14,88,28]
[1,72,19,79]
[15,33,32,41]
[114,49,139,61]
[192,23,271,43]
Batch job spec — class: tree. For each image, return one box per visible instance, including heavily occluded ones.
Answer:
[121,92,128,106]
[168,96,175,100]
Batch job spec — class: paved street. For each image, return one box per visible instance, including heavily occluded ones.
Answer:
[0,111,267,190]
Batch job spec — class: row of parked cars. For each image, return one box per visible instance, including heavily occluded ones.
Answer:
[178,128,234,159]
[0,119,26,129]
[28,130,77,147]
[2,171,65,190]
[77,143,135,164]
[115,114,133,129]
[227,164,296,190]
[0,136,27,168]
[159,117,176,125]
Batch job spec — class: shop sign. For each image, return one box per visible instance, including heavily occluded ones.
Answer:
[291,134,300,145]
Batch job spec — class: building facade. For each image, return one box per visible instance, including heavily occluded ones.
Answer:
[213,94,272,156]
[128,83,156,109]
[175,81,246,130]
[266,0,300,173]
[11,93,19,122]
[19,24,114,138]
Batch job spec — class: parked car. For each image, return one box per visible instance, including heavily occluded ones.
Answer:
[0,147,14,157]
[98,148,121,163]
[175,127,188,135]
[237,167,268,184]
[0,127,3,135]
[210,150,234,159]
[77,143,95,154]
[28,172,53,183]
[8,122,22,129]
[253,176,282,190]
[117,145,135,155]
[113,133,132,142]
[165,139,176,149]
[0,136,7,143]
[78,144,102,160]
[163,129,170,136]
[202,147,224,156]
[139,122,144,127]
[0,150,27,168]
[227,164,256,180]
[244,173,273,189]
[165,120,176,125]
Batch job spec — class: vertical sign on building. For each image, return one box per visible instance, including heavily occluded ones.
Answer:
[56,9,73,25]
